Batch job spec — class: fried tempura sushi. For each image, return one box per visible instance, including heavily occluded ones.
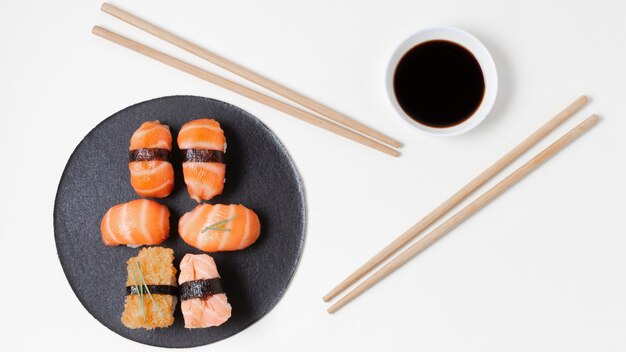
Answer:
[129,121,174,198]
[101,199,170,247]
[121,247,178,329]
[177,118,227,202]
[178,204,261,252]
[179,254,231,328]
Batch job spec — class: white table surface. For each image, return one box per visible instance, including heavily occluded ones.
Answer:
[1,0,625,350]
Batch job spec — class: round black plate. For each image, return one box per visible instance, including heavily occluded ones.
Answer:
[54,96,306,348]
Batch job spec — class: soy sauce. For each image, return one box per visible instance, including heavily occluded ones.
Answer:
[393,40,485,128]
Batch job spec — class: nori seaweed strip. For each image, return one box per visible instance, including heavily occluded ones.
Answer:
[179,278,225,300]
[181,149,225,163]
[129,148,171,162]
[126,285,178,296]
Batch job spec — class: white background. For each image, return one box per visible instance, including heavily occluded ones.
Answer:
[1,0,625,351]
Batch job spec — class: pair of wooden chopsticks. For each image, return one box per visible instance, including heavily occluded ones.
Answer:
[323,96,598,313]
[92,3,401,156]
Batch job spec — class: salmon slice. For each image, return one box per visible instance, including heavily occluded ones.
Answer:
[178,204,261,252]
[177,119,226,202]
[101,199,170,246]
[129,121,174,198]
[179,254,232,328]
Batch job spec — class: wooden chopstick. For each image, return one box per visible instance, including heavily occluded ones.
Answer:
[92,26,399,157]
[322,96,588,302]
[327,114,599,313]
[99,2,402,149]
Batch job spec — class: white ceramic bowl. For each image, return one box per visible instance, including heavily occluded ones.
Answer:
[386,27,498,137]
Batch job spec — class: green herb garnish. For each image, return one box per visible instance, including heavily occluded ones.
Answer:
[135,261,165,319]
[201,215,237,233]
[129,260,146,323]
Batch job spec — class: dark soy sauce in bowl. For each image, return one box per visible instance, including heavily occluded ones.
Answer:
[393,40,485,128]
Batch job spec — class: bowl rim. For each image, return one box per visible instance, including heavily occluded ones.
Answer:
[386,26,499,137]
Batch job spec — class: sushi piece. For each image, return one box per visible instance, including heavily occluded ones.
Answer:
[179,253,231,328]
[178,204,261,252]
[122,247,178,329]
[177,118,226,202]
[101,199,170,247]
[129,121,174,198]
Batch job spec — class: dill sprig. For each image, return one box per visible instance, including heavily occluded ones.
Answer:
[201,215,237,233]
[129,260,146,323]
[135,261,165,319]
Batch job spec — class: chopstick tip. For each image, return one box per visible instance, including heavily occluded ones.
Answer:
[389,149,401,157]
[91,25,109,37]
[580,95,589,103]
[385,139,403,149]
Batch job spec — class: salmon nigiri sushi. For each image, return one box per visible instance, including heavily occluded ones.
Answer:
[129,121,174,198]
[177,118,226,202]
[179,253,231,328]
[178,204,261,252]
[101,199,170,246]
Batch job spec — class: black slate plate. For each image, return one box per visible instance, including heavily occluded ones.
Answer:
[54,96,306,348]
